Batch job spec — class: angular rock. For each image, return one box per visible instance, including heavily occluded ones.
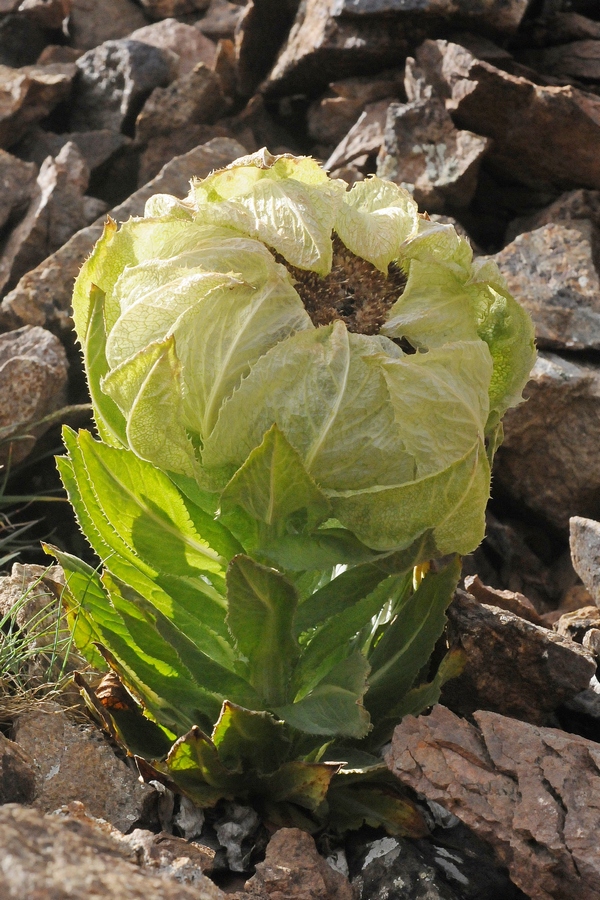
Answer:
[492,221,600,351]
[308,69,403,146]
[119,829,215,882]
[130,18,216,78]
[441,589,595,724]
[138,0,209,19]
[138,123,233,185]
[0,562,66,644]
[0,734,36,804]
[0,150,37,232]
[570,516,600,606]
[239,828,354,900]
[14,126,128,173]
[505,188,600,242]
[36,44,83,65]
[196,0,245,41]
[377,92,489,212]
[555,606,600,644]
[325,99,391,172]
[0,0,20,10]
[494,353,600,530]
[0,326,68,465]
[0,136,247,333]
[265,0,530,96]
[18,0,71,29]
[0,805,225,900]
[0,142,90,296]
[67,0,148,51]
[70,39,172,134]
[213,36,236,99]
[463,574,543,625]
[537,11,600,43]
[387,705,600,900]
[415,38,600,192]
[235,0,299,97]
[12,704,157,831]
[540,40,600,83]
[0,62,74,150]
[136,63,224,144]
[0,14,46,67]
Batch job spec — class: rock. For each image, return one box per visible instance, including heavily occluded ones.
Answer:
[235,0,299,97]
[325,99,391,172]
[0,14,46,67]
[138,0,209,19]
[36,44,83,64]
[138,124,233,184]
[491,221,600,351]
[570,516,600,606]
[0,136,246,333]
[387,704,600,900]
[119,829,215,882]
[131,19,216,79]
[0,804,225,899]
[0,142,90,296]
[539,40,600,83]
[14,126,128,173]
[555,606,600,643]
[463,574,543,625]
[0,62,75,150]
[12,704,157,831]
[440,589,596,724]
[0,734,36,804]
[494,353,600,531]
[377,92,490,213]
[196,0,245,41]
[67,0,148,51]
[17,0,71,29]
[70,40,173,134]
[505,188,600,242]
[0,150,37,232]
[213,36,236,99]
[537,11,600,43]
[136,63,224,143]
[415,38,600,192]
[308,69,403,146]
[0,326,68,465]
[239,828,355,900]
[265,0,530,97]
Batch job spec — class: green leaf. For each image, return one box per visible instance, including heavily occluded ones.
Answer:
[192,149,345,275]
[262,760,341,811]
[212,702,290,774]
[335,177,418,273]
[276,653,371,738]
[259,527,380,572]
[165,725,244,806]
[365,557,461,720]
[327,779,427,837]
[226,555,299,705]
[220,424,331,540]
[83,284,128,447]
[295,563,388,634]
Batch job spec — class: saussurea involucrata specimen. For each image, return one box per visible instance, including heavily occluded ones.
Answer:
[49,150,535,836]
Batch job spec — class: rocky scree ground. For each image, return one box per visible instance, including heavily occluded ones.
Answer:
[2,0,600,898]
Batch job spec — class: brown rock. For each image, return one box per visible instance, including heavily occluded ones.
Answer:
[494,353,600,530]
[138,0,209,19]
[0,562,68,662]
[213,36,236,99]
[570,515,600,606]
[0,62,74,150]
[14,126,128,173]
[12,704,157,831]
[0,136,247,333]
[17,0,71,29]
[0,0,20,10]
[492,221,600,351]
[308,69,403,146]
[120,829,215,882]
[387,705,600,900]
[0,150,37,232]
[130,18,217,78]
[0,326,68,465]
[416,38,600,191]
[325,99,391,172]
[537,11,600,43]
[0,734,36,804]
[505,187,600,243]
[441,589,595,723]
[0,804,225,900]
[67,0,148,51]
[540,39,600,83]
[0,142,90,296]
[36,44,83,65]
[554,606,600,643]
[235,0,298,97]
[240,828,355,900]
[138,124,232,184]
[196,0,246,41]
[136,63,225,144]
[463,574,543,624]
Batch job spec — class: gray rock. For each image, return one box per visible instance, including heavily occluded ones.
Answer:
[70,39,173,134]
[352,835,460,899]
[130,18,216,78]
[0,804,225,900]
[0,14,46,67]
[0,734,36,804]
[235,0,299,98]
[67,0,148,51]
[0,150,37,232]
[136,63,224,144]
[0,142,90,296]
[15,127,128,173]
[0,136,247,333]
[505,188,600,243]
[195,0,245,41]
[325,99,392,172]
[12,704,158,831]
[570,516,600,606]
[334,0,529,31]
[118,829,215,883]
[137,123,233,185]
[494,352,600,530]
[0,62,75,150]
[138,0,209,19]
[491,220,600,351]
[0,326,68,466]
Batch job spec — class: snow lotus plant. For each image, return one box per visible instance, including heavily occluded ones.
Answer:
[50,150,535,835]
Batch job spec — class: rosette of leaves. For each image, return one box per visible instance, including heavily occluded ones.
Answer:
[50,150,535,835]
